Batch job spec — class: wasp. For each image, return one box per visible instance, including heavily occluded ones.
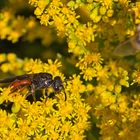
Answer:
[113,24,140,56]
[0,73,66,101]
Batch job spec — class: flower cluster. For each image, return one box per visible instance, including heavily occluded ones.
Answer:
[76,53,103,81]
[0,1,57,45]
[29,0,140,57]
[132,69,140,85]
[0,53,90,139]
[89,92,140,140]
[0,0,140,139]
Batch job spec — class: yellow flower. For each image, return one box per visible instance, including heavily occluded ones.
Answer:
[106,9,114,17]
[0,54,6,63]
[89,53,102,65]
[118,0,129,5]
[77,103,91,120]
[117,95,128,113]
[76,53,103,70]
[83,25,95,43]
[103,0,113,7]
[34,134,47,140]
[99,6,107,15]
[0,110,14,128]
[17,119,29,134]
[1,63,11,72]
[47,115,59,129]
[90,53,103,65]
[7,53,17,62]
[67,75,86,95]
[114,85,122,93]
[40,14,50,25]
[81,67,97,81]
[29,0,38,5]
[90,7,101,23]
[0,87,11,103]
[7,129,18,140]
[23,59,43,73]
[34,7,44,16]
[54,15,66,35]
[132,69,140,85]
[96,66,109,81]
[100,91,116,106]
[49,131,59,140]
[27,18,36,28]
[71,133,85,140]
[38,0,49,9]
[86,84,94,92]
[119,79,129,87]
[44,59,62,76]
[8,31,20,43]
[102,15,109,23]
[42,98,56,114]
[68,41,76,50]
[59,102,73,116]
[48,6,57,17]
[61,122,72,133]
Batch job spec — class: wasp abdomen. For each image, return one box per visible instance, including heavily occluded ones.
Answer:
[10,79,32,91]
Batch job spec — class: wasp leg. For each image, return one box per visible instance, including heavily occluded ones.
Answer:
[58,87,67,101]
[30,84,36,102]
[43,89,49,102]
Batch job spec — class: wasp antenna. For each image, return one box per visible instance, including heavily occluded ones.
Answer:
[62,88,67,101]
[64,77,73,83]
[63,79,68,83]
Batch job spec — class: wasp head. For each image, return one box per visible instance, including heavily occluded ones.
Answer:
[53,76,64,91]
[52,76,66,101]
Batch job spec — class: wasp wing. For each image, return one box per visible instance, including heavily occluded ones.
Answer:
[113,35,140,57]
[113,25,140,57]
[0,74,31,83]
